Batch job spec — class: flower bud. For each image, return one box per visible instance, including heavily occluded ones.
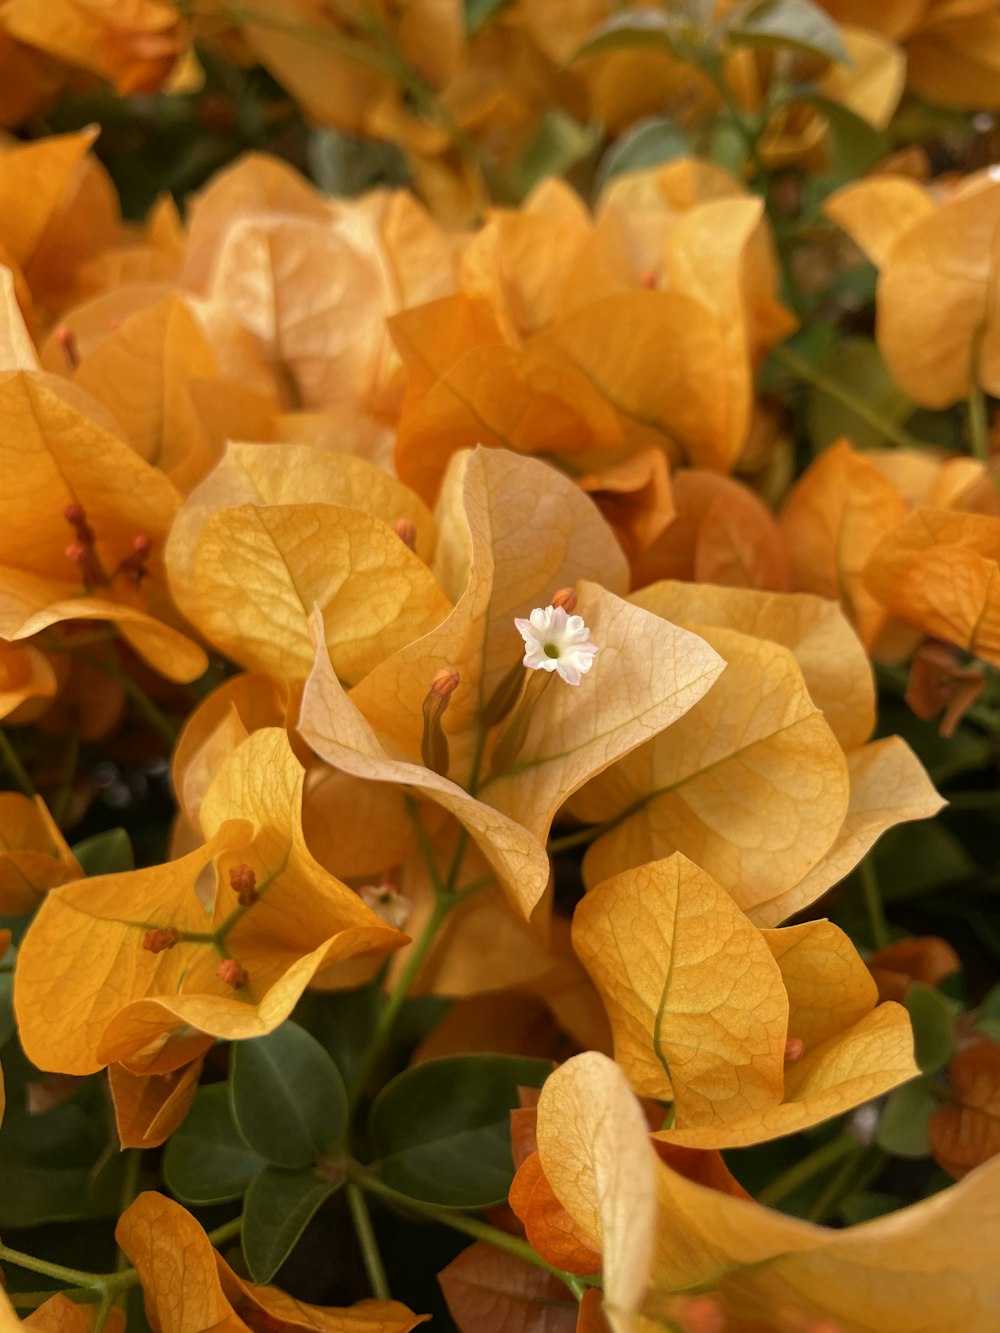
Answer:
[421,667,459,776]
[393,517,417,550]
[65,542,89,568]
[143,927,181,954]
[549,587,577,614]
[55,325,79,371]
[216,959,249,989]
[481,659,526,728]
[784,1036,805,1064]
[229,863,259,907]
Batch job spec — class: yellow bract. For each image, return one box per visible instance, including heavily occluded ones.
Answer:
[573,855,917,1145]
[14,729,406,1075]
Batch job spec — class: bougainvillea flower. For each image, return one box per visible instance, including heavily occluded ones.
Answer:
[631,468,789,592]
[568,580,943,923]
[0,792,79,915]
[116,1191,427,1333]
[14,728,407,1075]
[536,1051,1000,1333]
[166,442,447,683]
[2,0,188,96]
[929,1039,1000,1180]
[0,370,206,682]
[865,507,1000,667]
[300,448,724,921]
[573,854,918,1146]
[827,170,1000,406]
[108,1056,204,1151]
[0,638,56,721]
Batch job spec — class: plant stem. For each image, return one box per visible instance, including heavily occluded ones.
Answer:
[858,857,890,950]
[350,1170,590,1300]
[88,653,179,744]
[50,728,80,827]
[0,1245,107,1290]
[206,1216,244,1249]
[114,1150,144,1272]
[346,891,453,1108]
[346,1182,391,1299]
[0,727,35,797]
[756,1134,857,1209]
[806,1145,884,1223]
[548,824,605,855]
[969,382,990,461]
[773,344,925,451]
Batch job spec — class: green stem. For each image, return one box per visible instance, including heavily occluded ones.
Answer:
[206,1216,244,1249]
[50,728,80,828]
[773,344,925,451]
[88,654,179,745]
[858,857,890,950]
[0,727,36,797]
[346,1182,391,1300]
[0,1245,107,1290]
[547,823,607,856]
[91,1287,116,1333]
[969,382,990,462]
[756,1134,857,1210]
[806,1145,885,1224]
[351,1170,589,1300]
[115,1150,143,1273]
[347,892,453,1108]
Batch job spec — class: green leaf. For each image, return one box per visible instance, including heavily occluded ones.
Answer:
[728,0,849,63]
[230,1021,349,1169]
[809,95,885,181]
[513,112,601,199]
[369,1055,551,1208]
[875,823,975,903]
[596,115,691,192]
[71,828,134,877]
[839,1190,901,1224]
[905,983,957,1075]
[877,1079,937,1158]
[805,339,914,452]
[163,1086,266,1206]
[572,11,685,62]
[242,1165,340,1283]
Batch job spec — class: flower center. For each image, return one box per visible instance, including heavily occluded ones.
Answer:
[543,642,561,658]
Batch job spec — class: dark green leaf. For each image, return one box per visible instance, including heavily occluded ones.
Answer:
[71,828,134,877]
[839,1190,901,1224]
[164,1086,266,1205]
[242,1166,340,1283]
[728,0,849,63]
[230,1021,349,1169]
[369,1055,551,1208]
[875,823,976,903]
[596,115,690,192]
[877,1079,937,1158]
[905,983,957,1074]
[572,11,685,62]
[810,95,885,181]
[805,339,914,451]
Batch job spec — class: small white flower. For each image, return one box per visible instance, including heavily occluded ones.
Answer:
[514,605,598,687]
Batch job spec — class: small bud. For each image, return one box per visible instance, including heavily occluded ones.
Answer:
[229,863,259,907]
[481,659,527,728]
[674,1295,725,1333]
[421,667,459,777]
[143,927,181,954]
[359,884,412,930]
[65,542,89,568]
[117,533,153,583]
[784,1036,805,1064]
[549,587,577,615]
[216,958,249,989]
[55,324,79,371]
[640,269,658,289]
[65,503,95,545]
[393,517,417,550]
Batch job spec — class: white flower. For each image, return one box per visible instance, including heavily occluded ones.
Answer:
[514,605,598,686]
